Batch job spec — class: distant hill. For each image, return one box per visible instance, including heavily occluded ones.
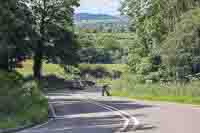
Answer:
[74,13,129,32]
[74,13,128,23]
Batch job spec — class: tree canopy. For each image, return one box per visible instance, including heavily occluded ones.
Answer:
[0,0,33,70]
[0,0,80,78]
[121,0,200,81]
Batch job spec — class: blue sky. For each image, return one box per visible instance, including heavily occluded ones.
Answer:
[75,0,121,15]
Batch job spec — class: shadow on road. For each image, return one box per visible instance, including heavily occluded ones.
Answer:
[23,75,156,132]
[49,97,154,115]
[48,97,156,132]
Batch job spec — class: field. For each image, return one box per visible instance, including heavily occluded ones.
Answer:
[16,60,66,78]
[17,60,128,78]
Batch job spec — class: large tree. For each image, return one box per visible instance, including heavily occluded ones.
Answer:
[0,0,33,70]
[29,0,79,79]
[121,0,200,80]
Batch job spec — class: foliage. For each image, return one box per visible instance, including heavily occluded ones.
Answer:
[0,0,80,78]
[0,70,48,129]
[77,33,131,64]
[96,36,120,50]
[77,33,96,48]
[79,64,127,85]
[121,0,200,82]
[27,0,80,79]
[162,8,200,79]
[0,0,33,70]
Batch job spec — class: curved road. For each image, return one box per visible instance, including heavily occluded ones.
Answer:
[18,87,200,133]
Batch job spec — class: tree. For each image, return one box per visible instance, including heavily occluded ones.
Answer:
[121,0,200,81]
[0,0,33,71]
[96,36,120,50]
[28,0,79,79]
[162,8,200,78]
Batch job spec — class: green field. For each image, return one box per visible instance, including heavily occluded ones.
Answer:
[16,60,66,78]
[17,60,128,78]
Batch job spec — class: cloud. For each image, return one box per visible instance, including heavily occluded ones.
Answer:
[75,0,120,15]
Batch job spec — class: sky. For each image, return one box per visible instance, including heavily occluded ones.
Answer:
[75,0,121,15]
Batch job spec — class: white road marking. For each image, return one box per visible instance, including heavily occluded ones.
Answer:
[49,103,57,118]
[20,93,140,133]
[31,119,53,129]
[19,119,54,133]
[82,99,130,132]
[20,125,117,133]
[49,96,134,132]
[83,97,140,132]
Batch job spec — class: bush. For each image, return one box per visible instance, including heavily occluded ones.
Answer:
[145,72,161,82]
[0,70,48,128]
[0,71,24,113]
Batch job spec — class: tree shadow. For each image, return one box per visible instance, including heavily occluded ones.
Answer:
[23,75,96,91]
[47,98,156,132]
[23,75,156,132]
[49,98,154,116]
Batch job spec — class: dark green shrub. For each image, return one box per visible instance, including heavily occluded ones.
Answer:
[145,72,161,82]
[0,70,48,125]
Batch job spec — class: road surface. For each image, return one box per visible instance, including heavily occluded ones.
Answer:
[18,87,200,133]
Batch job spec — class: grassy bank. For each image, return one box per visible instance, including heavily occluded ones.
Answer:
[112,89,200,105]
[79,64,200,105]
[111,74,200,105]
[0,70,48,129]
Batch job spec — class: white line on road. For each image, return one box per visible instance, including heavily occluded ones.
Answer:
[82,97,140,132]
[20,94,139,133]
[48,94,140,132]
[48,96,134,132]
[82,99,129,132]
[49,103,57,118]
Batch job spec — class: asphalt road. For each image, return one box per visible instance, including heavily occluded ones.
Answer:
[18,87,200,133]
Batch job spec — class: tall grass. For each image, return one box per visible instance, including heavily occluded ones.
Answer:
[111,73,200,104]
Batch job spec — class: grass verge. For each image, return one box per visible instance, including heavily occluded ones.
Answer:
[111,80,200,105]
[112,90,200,105]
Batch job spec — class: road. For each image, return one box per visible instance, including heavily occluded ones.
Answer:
[18,87,200,133]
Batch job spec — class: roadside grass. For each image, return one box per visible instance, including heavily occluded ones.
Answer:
[0,118,17,129]
[111,74,200,105]
[112,90,200,105]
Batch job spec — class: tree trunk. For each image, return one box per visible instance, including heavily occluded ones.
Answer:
[33,41,43,80]
[33,0,46,80]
